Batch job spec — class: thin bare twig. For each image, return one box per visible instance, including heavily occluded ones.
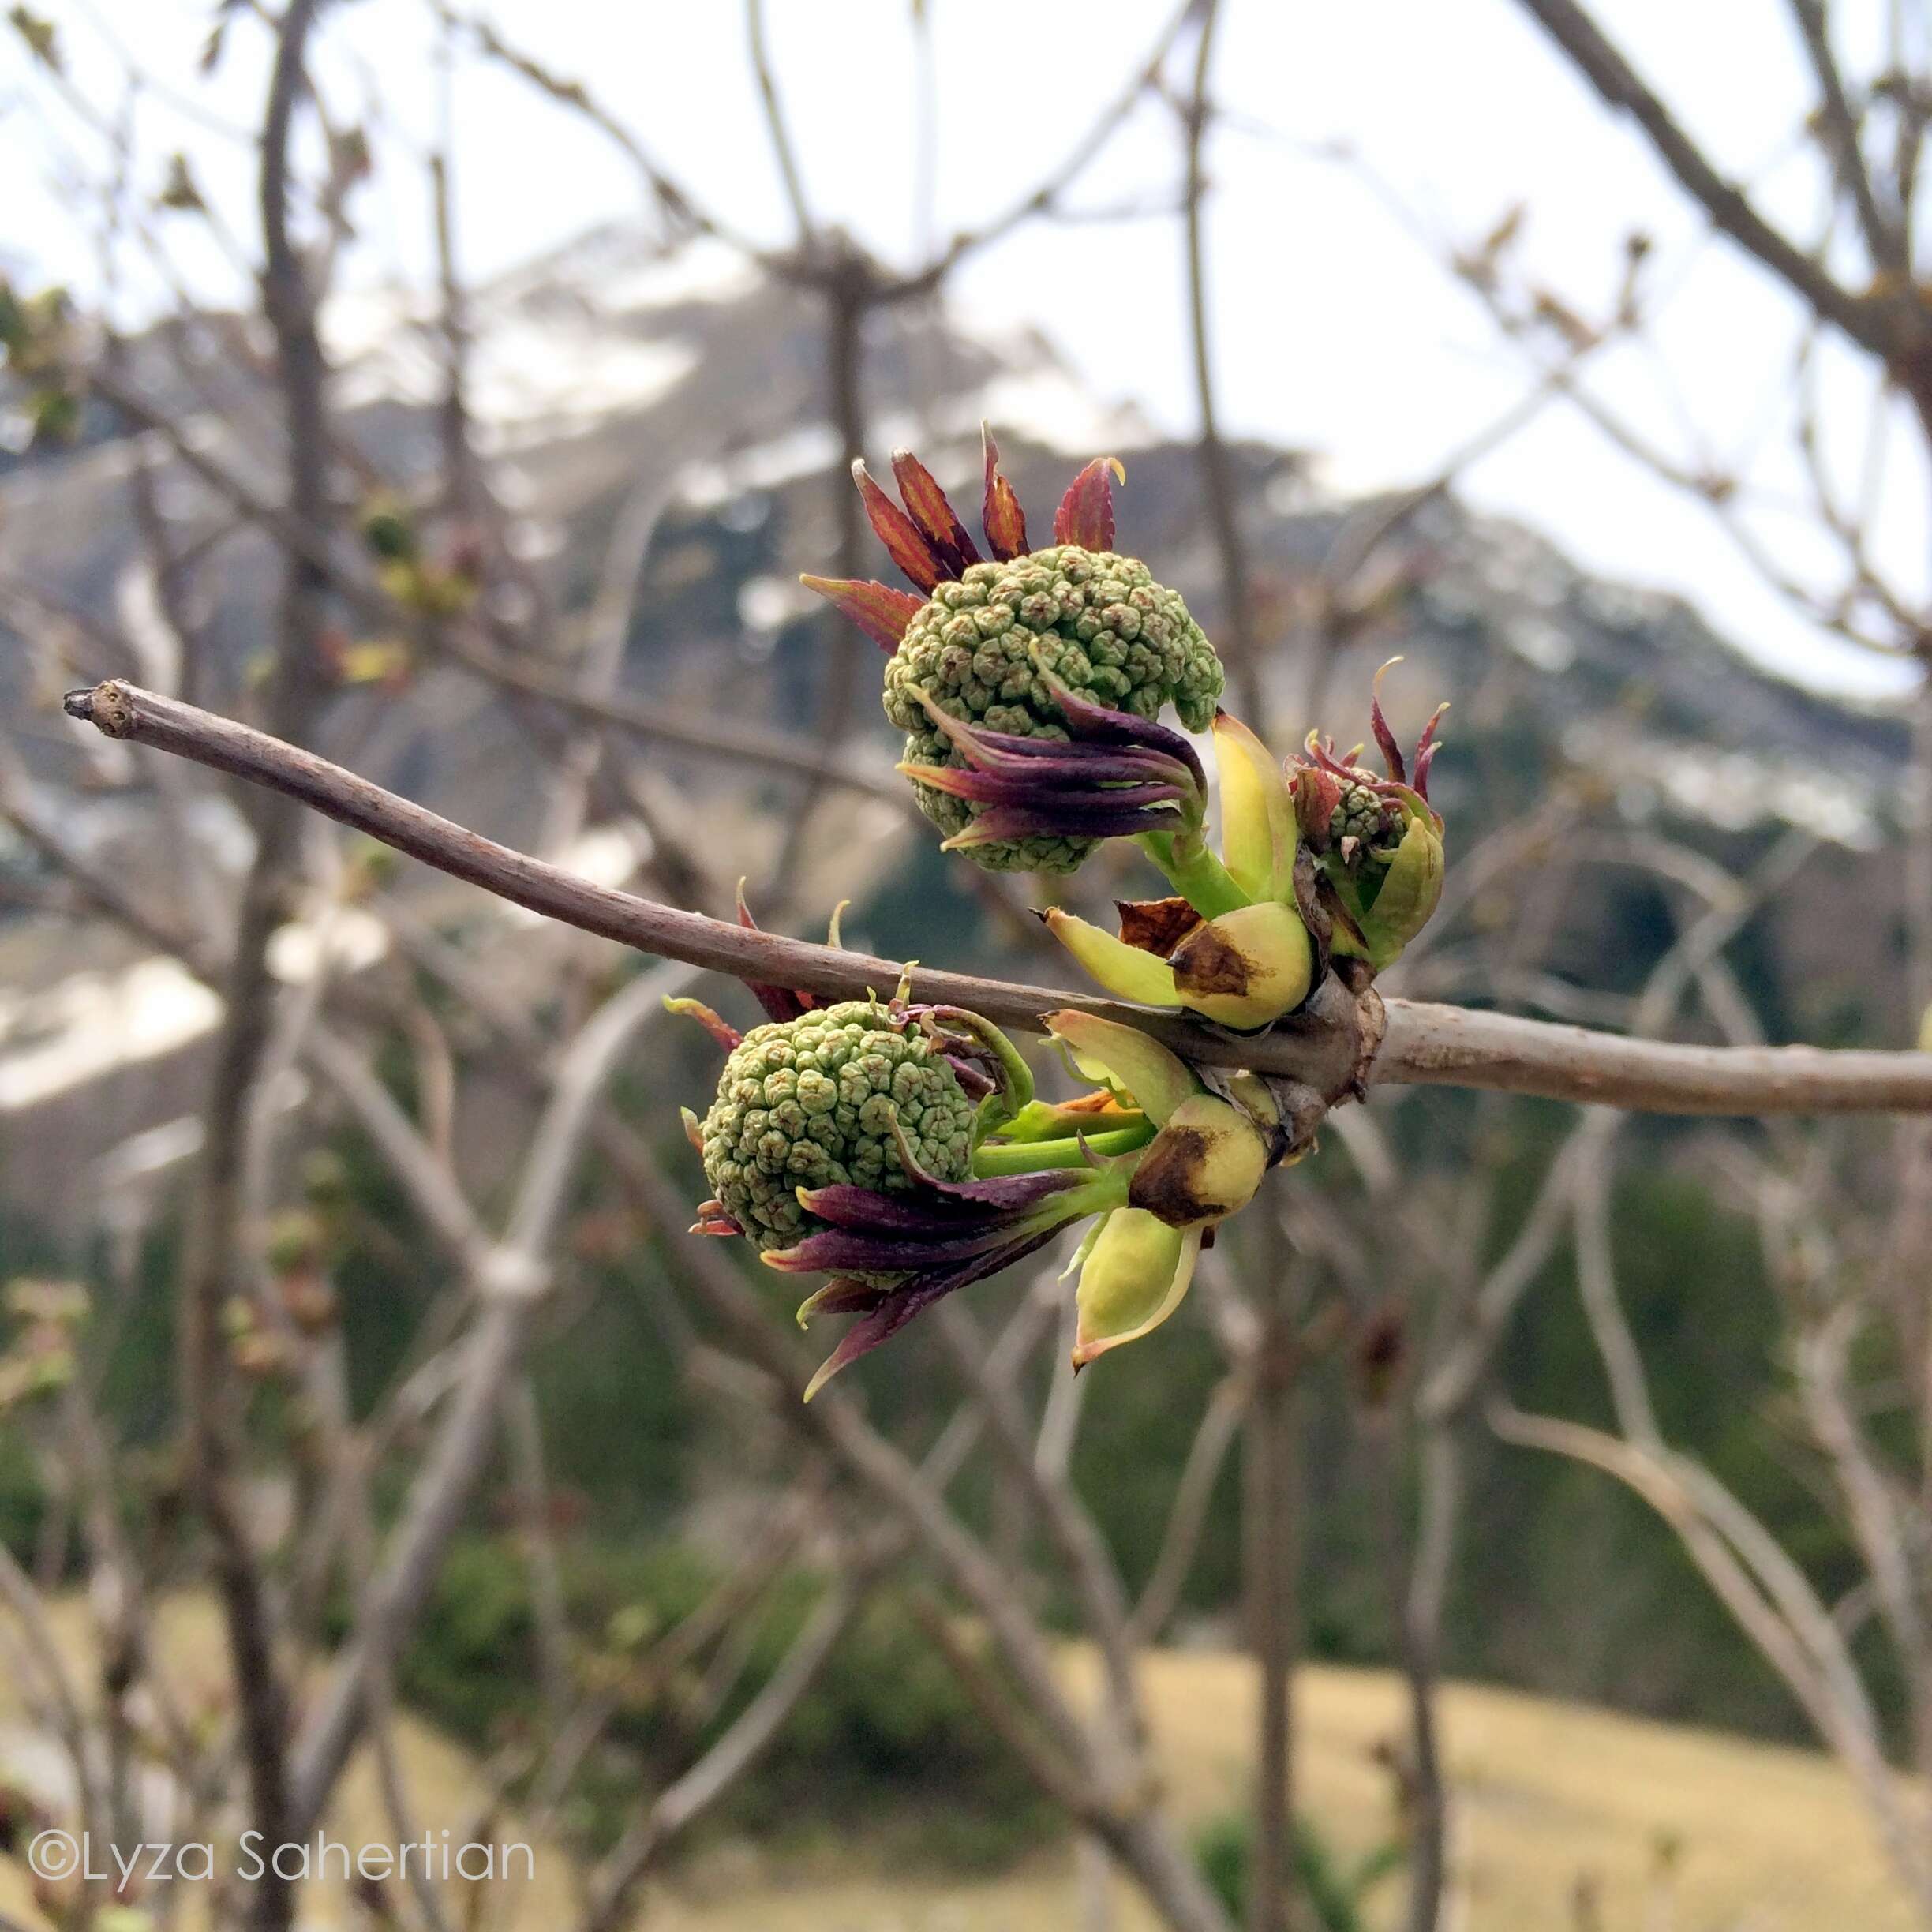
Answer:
[1129,1372,1249,1651]
[59,679,1932,1114]
[1181,0,1264,728]
[180,11,334,1920]
[1511,0,1893,354]
[747,0,814,246]
[1488,1397,1932,1908]
[1787,0,1908,278]
[580,1576,863,1932]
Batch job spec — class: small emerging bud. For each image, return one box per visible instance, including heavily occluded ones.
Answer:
[1127,1095,1268,1229]
[1297,662,1449,975]
[1356,811,1445,959]
[1167,900,1314,1029]
[1294,762,1345,847]
[359,493,417,564]
[1354,1303,1408,1409]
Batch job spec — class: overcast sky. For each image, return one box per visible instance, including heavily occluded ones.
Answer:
[3,0,1924,702]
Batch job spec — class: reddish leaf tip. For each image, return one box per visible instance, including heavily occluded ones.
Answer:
[852,458,948,593]
[889,447,981,578]
[799,574,923,651]
[981,421,1030,560]
[1053,455,1123,551]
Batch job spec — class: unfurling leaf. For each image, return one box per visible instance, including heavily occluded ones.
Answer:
[1040,908,1181,1007]
[1212,710,1298,903]
[1043,1009,1200,1124]
[852,459,946,593]
[1073,1209,1201,1368]
[891,448,980,578]
[799,575,924,652]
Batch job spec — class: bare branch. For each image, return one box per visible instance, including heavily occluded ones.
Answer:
[1377,1000,1932,1114]
[432,2,762,258]
[1488,1398,1932,1907]
[176,7,336,1915]
[1181,0,1264,726]
[450,631,905,804]
[286,964,691,1830]
[60,679,1932,1114]
[931,1301,1141,1743]
[1796,1307,1932,1704]
[1787,0,1908,277]
[747,0,814,245]
[1130,1370,1249,1644]
[906,1589,1101,1825]
[894,0,1200,297]
[581,1576,860,1932]
[1511,0,1891,354]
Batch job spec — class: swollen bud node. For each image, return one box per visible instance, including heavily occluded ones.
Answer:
[1167,900,1314,1029]
[1128,1095,1269,1229]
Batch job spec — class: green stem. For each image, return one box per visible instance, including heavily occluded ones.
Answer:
[991,1100,1151,1145]
[1057,1167,1134,1220]
[1139,829,1250,919]
[995,1168,1133,1250]
[942,1013,1034,1140]
[972,1123,1157,1177]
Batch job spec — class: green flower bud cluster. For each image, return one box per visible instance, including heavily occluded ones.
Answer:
[883,546,1223,872]
[1330,779,1400,860]
[699,1001,975,1254]
[706,444,1455,1396]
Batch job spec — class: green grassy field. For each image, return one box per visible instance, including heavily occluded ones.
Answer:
[1,1598,1912,1930]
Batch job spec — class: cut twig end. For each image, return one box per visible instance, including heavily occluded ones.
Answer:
[62,680,134,736]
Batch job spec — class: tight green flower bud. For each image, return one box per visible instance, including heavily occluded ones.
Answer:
[698,1001,976,1256]
[886,548,1221,871]
[1167,900,1314,1030]
[1073,1209,1203,1368]
[676,955,1142,1398]
[1128,1094,1269,1229]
